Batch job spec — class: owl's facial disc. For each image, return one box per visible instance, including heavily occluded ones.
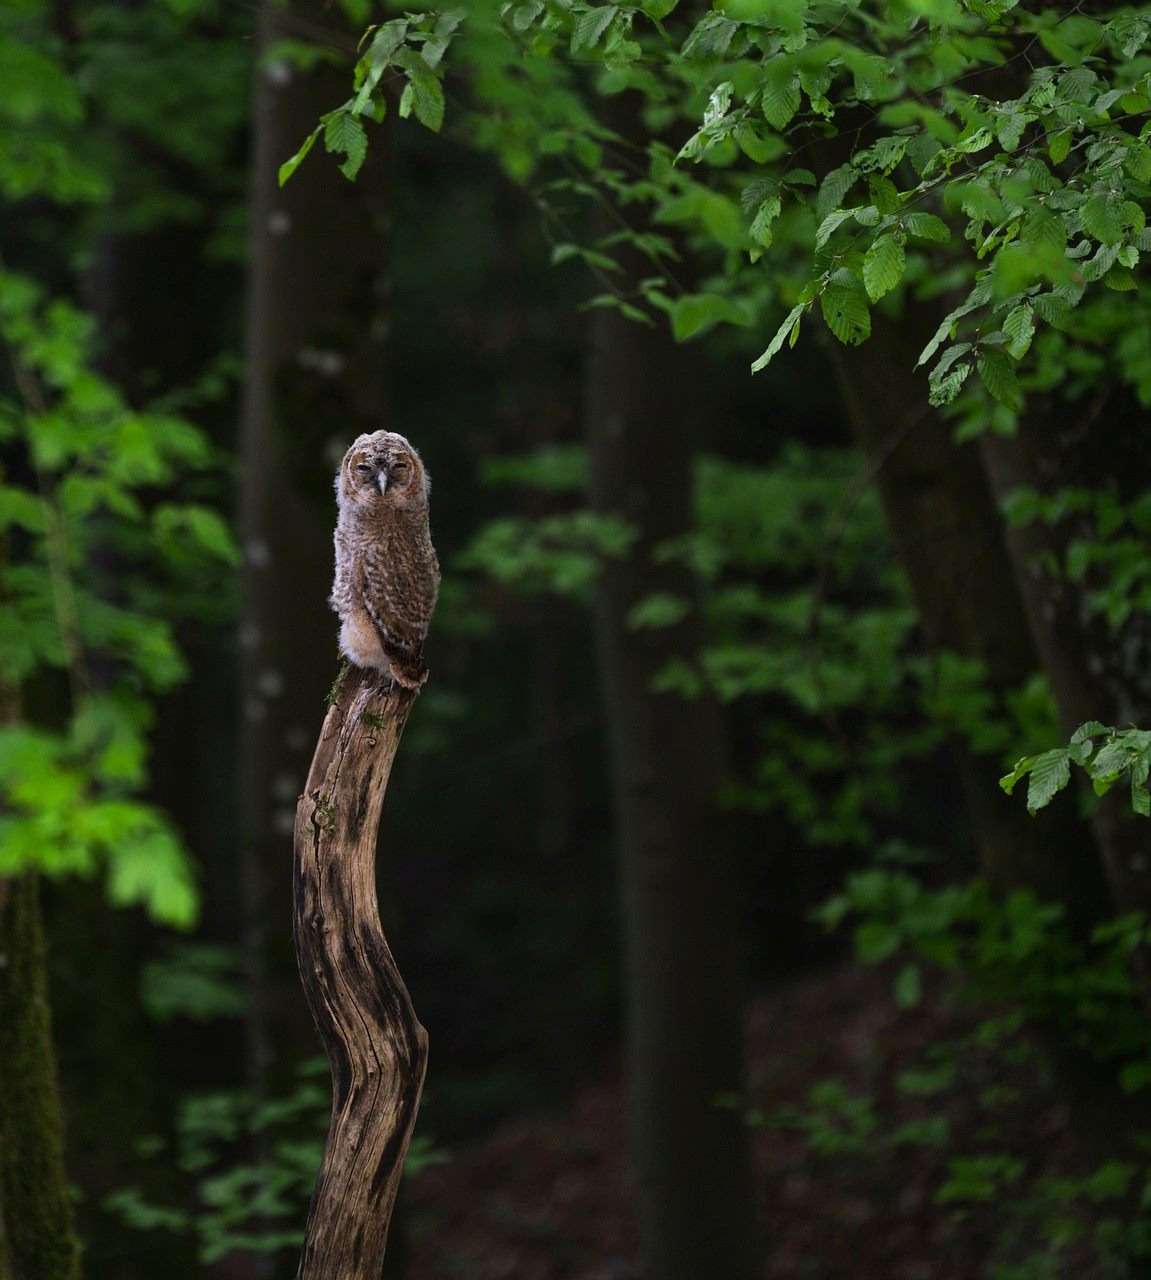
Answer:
[341,434,423,506]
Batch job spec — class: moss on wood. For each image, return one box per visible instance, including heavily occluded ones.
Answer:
[0,874,80,1280]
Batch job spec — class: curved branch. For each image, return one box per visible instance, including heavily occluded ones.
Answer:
[293,665,428,1279]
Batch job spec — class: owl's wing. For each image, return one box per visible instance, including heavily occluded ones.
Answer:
[358,557,430,689]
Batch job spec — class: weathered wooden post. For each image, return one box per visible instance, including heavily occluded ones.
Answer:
[292,665,428,1278]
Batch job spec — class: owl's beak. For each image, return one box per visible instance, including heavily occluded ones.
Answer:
[378,473,389,495]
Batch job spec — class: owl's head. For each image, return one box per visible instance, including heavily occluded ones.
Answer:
[337,431,429,513]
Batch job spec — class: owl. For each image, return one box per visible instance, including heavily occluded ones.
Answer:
[330,430,440,688]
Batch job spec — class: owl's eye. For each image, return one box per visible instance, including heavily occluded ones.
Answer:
[392,461,409,473]
[355,463,373,474]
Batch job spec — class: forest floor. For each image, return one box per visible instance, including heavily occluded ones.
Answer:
[404,961,1102,1280]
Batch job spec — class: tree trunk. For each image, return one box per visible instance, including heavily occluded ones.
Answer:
[293,666,428,1279]
[979,422,1151,926]
[0,874,80,1280]
[585,308,760,1280]
[829,315,1112,925]
[239,0,394,1090]
[830,315,1151,1160]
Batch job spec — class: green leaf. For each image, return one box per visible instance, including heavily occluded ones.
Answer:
[888,1117,951,1147]
[1020,205,1067,256]
[361,19,409,68]
[904,212,951,243]
[977,349,1023,411]
[1090,739,1132,789]
[817,165,857,220]
[938,1155,1024,1205]
[682,12,738,61]
[153,504,240,565]
[815,207,854,248]
[868,175,901,216]
[1081,191,1123,245]
[627,592,690,629]
[1070,720,1110,755]
[856,921,900,964]
[750,302,803,373]
[933,342,972,382]
[482,445,587,493]
[572,5,617,54]
[671,293,749,341]
[700,193,745,249]
[1082,243,1118,283]
[0,485,46,533]
[1033,293,1074,330]
[996,110,1029,152]
[103,816,198,928]
[845,49,892,101]
[1048,128,1071,165]
[1002,304,1034,359]
[1133,776,1151,817]
[421,9,464,69]
[735,125,774,164]
[1126,144,1151,182]
[278,127,320,187]
[140,942,245,1023]
[103,1189,190,1234]
[1103,265,1137,291]
[928,361,971,406]
[505,0,544,32]
[352,22,407,114]
[820,279,871,346]
[399,63,445,133]
[863,234,905,302]
[956,126,993,154]
[761,60,801,131]
[893,963,922,1009]
[322,109,367,181]
[1025,748,1071,815]
[1000,754,1038,795]
[749,196,782,248]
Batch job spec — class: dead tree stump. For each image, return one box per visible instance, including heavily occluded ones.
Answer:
[292,665,429,1279]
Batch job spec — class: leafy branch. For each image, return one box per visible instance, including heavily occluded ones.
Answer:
[1001,721,1151,817]
[278,9,462,186]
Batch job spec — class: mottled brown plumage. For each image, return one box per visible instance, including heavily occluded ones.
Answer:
[330,431,439,688]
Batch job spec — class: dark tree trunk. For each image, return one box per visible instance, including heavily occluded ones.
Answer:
[238,0,394,1090]
[979,421,1151,926]
[0,874,80,1280]
[830,315,1151,1159]
[585,308,760,1280]
[830,315,1112,924]
[55,188,229,1280]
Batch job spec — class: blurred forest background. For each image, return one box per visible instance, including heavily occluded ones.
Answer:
[10,1,1151,1278]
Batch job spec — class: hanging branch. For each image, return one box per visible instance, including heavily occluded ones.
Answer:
[293,664,428,1279]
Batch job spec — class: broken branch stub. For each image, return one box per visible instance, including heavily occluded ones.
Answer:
[292,666,428,1279]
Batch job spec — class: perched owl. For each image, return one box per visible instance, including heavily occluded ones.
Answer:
[330,430,440,688]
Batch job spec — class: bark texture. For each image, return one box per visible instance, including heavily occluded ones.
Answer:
[293,667,428,1280]
[0,875,80,1280]
[586,309,760,1279]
